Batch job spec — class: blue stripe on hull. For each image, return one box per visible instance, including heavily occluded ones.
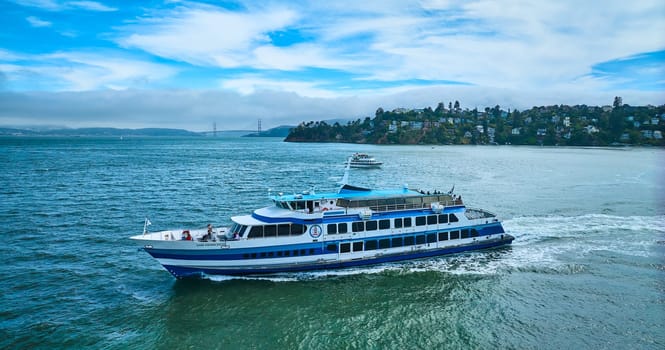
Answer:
[162,235,514,279]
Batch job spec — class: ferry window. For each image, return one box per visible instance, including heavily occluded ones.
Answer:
[427,233,437,243]
[379,239,390,249]
[239,225,248,237]
[427,215,437,225]
[366,221,378,231]
[301,249,307,256]
[268,252,274,257]
[260,252,266,258]
[293,250,299,256]
[352,222,364,232]
[230,223,240,233]
[353,241,363,252]
[243,253,249,259]
[404,236,415,246]
[278,224,290,236]
[416,235,425,245]
[327,224,337,235]
[251,253,257,258]
[461,229,469,239]
[248,226,263,239]
[309,248,315,255]
[326,244,337,252]
[439,232,448,241]
[264,225,277,237]
[365,240,377,250]
[450,214,459,223]
[338,223,348,234]
[438,214,448,224]
[284,250,290,256]
[450,230,460,240]
[471,229,479,237]
[277,251,283,257]
[394,218,403,228]
[379,219,390,230]
[291,224,305,235]
[404,217,412,227]
[416,216,426,226]
[392,237,403,247]
[295,201,306,210]
[340,243,351,253]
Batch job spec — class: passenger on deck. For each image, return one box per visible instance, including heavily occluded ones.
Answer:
[204,224,213,241]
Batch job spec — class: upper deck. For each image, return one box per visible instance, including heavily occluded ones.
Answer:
[270,184,462,214]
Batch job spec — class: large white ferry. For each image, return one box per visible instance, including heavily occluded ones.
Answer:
[131,163,513,278]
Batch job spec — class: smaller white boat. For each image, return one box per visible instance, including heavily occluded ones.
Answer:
[349,153,382,168]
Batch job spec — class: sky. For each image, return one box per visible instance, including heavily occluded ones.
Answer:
[1,0,664,131]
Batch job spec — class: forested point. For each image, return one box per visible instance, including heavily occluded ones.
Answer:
[285,97,665,146]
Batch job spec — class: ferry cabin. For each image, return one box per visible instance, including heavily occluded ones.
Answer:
[137,185,512,278]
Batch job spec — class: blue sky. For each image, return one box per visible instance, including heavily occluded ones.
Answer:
[1,0,664,130]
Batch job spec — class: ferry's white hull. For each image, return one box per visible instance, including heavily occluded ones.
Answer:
[132,223,513,278]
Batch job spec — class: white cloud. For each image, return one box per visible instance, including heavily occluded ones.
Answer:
[118,7,298,67]
[13,0,116,11]
[252,44,357,71]
[220,75,339,98]
[67,1,116,12]
[0,50,176,90]
[26,16,52,27]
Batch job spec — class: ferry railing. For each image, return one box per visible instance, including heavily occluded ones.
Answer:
[367,199,463,213]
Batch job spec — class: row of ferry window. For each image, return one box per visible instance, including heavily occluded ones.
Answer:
[242,248,317,259]
[328,228,479,253]
[246,223,307,239]
[241,228,479,259]
[327,214,459,234]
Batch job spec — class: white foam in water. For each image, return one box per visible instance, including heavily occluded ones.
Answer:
[501,213,665,271]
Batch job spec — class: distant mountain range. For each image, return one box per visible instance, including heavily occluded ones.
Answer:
[0,123,313,138]
[0,127,202,137]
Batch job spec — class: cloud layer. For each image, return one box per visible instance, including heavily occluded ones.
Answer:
[1,0,664,130]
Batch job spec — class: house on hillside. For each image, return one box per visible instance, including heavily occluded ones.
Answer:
[585,125,599,134]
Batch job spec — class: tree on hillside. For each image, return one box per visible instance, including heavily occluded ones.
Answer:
[435,102,445,114]
[613,96,623,109]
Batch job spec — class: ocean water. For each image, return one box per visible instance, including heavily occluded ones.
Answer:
[1,136,663,349]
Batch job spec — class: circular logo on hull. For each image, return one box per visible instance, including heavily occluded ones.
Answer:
[309,224,322,239]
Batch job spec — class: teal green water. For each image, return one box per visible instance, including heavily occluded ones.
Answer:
[1,137,663,349]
